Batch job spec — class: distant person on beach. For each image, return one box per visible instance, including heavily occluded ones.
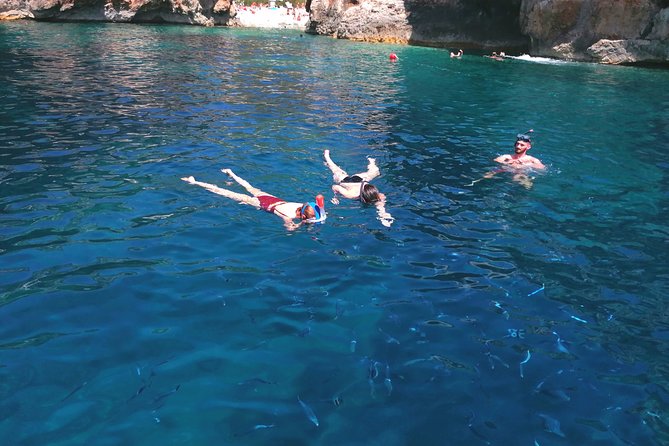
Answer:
[181,169,322,230]
[450,49,463,58]
[323,149,394,227]
[483,132,546,188]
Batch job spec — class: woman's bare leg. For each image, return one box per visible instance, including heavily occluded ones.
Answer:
[181,176,259,206]
[324,149,349,183]
[353,157,381,181]
[220,168,268,197]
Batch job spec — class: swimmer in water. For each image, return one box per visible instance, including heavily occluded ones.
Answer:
[323,149,394,227]
[485,132,546,188]
[181,169,322,230]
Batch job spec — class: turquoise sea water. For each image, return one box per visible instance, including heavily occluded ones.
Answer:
[1,21,668,445]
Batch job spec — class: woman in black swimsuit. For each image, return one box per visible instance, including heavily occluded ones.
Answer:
[181,169,320,230]
[324,150,394,227]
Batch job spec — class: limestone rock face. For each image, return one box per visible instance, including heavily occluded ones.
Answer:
[521,0,669,63]
[308,0,529,50]
[0,0,234,25]
[305,0,668,63]
[0,8,33,18]
[309,0,411,42]
[0,0,31,18]
[587,37,669,64]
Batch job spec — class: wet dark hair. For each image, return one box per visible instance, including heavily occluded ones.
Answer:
[360,183,381,204]
[516,133,532,143]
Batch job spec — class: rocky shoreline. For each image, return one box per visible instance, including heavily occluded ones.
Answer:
[1,0,668,65]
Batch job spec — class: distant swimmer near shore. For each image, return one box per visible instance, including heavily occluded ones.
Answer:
[484,51,506,61]
[450,49,463,59]
[181,169,324,230]
[323,149,394,227]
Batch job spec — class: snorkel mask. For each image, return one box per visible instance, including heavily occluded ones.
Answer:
[516,133,532,143]
[302,195,327,224]
[516,129,534,143]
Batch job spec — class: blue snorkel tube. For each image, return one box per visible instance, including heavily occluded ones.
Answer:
[303,195,327,224]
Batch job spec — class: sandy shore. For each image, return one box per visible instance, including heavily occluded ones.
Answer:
[234,6,308,30]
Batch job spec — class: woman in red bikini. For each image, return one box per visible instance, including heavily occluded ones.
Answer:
[181,168,320,230]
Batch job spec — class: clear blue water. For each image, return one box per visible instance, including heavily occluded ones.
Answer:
[1,21,669,445]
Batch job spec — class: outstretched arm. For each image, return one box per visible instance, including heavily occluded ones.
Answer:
[282,218,303,231]
[530,158,546,170]
[483,167,506,178]
[464,167,505,186]
[375,195,394,227]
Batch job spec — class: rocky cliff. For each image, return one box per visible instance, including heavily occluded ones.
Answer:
[306,0,669,64]
[0,0,235,25]
[2,0,668,64]
[520,0,669,64]
[306,0,529,51]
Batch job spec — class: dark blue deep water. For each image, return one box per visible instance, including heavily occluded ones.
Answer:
[1,21,669,445]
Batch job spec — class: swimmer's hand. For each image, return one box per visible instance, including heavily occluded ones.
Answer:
[181,176,196,184]
[285,220,304,231]
[378,210,394,227]
[331,196,340,205]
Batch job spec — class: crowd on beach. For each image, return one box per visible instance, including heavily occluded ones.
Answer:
[234,1,309,29]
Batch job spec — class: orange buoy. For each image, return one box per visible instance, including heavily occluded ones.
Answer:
[389,53,398,61]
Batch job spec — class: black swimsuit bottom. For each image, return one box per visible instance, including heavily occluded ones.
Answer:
[340,175,363,183]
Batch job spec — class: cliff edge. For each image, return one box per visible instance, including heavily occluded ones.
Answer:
[0,0,236,26]
[2,0,668,64]
[306,0,669,64]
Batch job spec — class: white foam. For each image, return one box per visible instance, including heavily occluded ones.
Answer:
[507,54,572,65]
